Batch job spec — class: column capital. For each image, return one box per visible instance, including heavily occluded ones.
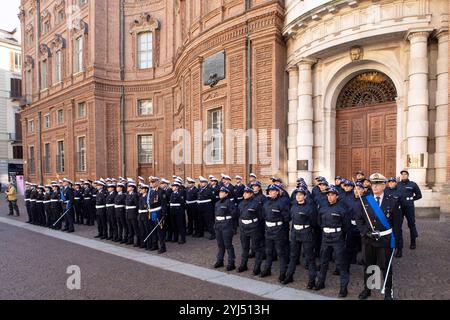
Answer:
[286,64,298,73]
[435,28,449,41]
[297,58,317,67]
[406,29,433,42]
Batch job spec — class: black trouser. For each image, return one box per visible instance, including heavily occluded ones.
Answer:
[346,228,362,265]
[239,227,264,271]
[138,213,151,249]
[8,200,20,216]
[96,208,107,237]
[115,208,128,241]
[362,242,393,293]
[198,203,215,237]
[186,203,198,234]
[37,204,45,226]
[63,204,75,231]
[396,205,418,249]
[313,227,322,258]
[263,236,288,276]
[30,202,37,224]
[44,204,52,226]
[215,222,235,265]
[126,211,140,245]
[149,215,166,249]
[25,200,31,221]
[287,239,316,281]
[89,200,96,225]
[318,241,349,287]
[170,207,186,242]
[84,201,93,225]
[107,206,118,240]
[165,206,173,241]
[52,204,62,229]
[74,201,82,224]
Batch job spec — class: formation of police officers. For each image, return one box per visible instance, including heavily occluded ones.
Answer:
[23,169,421,300]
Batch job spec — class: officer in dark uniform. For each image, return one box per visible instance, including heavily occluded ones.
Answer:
[91,181,98,226]
[73,182,83,225]
[209,176,221,205]
[363,179,373,195]
[29,183,37,225]
[252,181,266,206]
[213,187,237,271]
[114,182,128,243]
[355,173,399,300]
[43,185,53,227]
[61,179,75,233]
[237,186,264,275]
[385,177,403,257]
[169,181,187,244]
[106,183,118,241]
[160,178,173,242]
[260,185,290,282]
[36,185,45,226]
[147,177,168,253]
[197,176,216,239]
[24,182,32,223]
[356,171,365,183]
[185,177,199,236]
[284,187,318,288]
[138,184,151,250]
[51,183,62,229]
[344,182,363,266]
[234,176,245,206]
[397,170,421,250]
[334,176,344,195]
[94,180,108,239]
[315,186,350,298]
[313,180,329,258]
[311,176,325,202]
[125,180,140,246]
[82,181,93,225]
[247,173,257,188]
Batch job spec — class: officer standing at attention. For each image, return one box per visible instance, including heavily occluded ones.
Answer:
[169,181,187,244]
[197,176,216,240]
[355,173,399,300]
[185,177,199,236]
[234,176,245,206]
[106,182,118,242]
[147,177,168,253]
[114,182,128,244]
[82,181,93,226]
[385,177,403,257]
[94,180,108,239]
[260,185,290,282]
[356,171,365,183]
[160,178,173,242]
[284,187,318,288]
[247,173,257,187]
[61,179,75,233]
[396,170,421,250]
[138,184,151,250]
[73,182,83,225]
[50,183,62,230]
[125,179,140,246]
[315,186,350,298]
[237,186,265,275]
[43,185,53,227]
[213,187,237,271]
[24,182,32,223]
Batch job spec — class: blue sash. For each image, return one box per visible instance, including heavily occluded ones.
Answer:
[365,195,395,249]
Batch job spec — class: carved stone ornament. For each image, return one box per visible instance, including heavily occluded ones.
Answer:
[350,46,363,61]
[129,12,160,34]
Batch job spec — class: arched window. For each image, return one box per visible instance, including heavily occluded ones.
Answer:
[336,71,397,109]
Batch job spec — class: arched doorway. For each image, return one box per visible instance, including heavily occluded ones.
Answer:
[335,71,398,179]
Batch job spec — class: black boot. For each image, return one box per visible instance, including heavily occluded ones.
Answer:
[214,261,224,268]
[278,273,286,283]
[158,247,166,254]
[253,265,261,276]
[237,264,248,273]
[338,286,348,298]
[226,264,236,272]
[395,248,402,258]
[282,274,293,285]
[333,269,340,276]
[384,288,394,300]
[358,289,371,300]
[314,281,325,291]
[307,279,316,290]
[260,269,271,278]
[410,239,416,249]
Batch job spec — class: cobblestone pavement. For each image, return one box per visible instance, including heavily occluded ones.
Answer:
[1,196,449,300]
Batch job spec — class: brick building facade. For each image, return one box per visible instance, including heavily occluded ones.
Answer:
[20,0,286,184]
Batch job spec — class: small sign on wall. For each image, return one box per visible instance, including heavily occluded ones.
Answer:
[297,160,309,171]
[407,153,425,168]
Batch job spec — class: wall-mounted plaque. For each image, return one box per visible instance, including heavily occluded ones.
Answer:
[203,51,225,87]
[407,153,425,168]
[297,160,309,171]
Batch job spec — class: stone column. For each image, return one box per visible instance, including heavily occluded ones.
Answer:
[287,66,299,187]
[406,31,430,186]
[296,59,315,186]
[434,31,448,189]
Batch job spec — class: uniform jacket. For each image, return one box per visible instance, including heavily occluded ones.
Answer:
[238,196,263,235]
[290,200,317,242]
[318,200,350,243]
[397,180,422,208]
[262,196,290,240]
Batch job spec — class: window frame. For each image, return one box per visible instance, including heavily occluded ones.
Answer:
[28,119,35,133]
[137,99,153,116]
[40,59,48,90]
[137,32,153,70]
[207,107,224,164]
[54,50,62,83]
[74,36,84,73]
[137,134,154,164]
[43,114,51,129]
[77,136,86,172]
[77,102,86,118]
[56,140,65,173]
[28,145,35,174]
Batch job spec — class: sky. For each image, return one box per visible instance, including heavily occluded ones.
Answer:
[0,0,21,31]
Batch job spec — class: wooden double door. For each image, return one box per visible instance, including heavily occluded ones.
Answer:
[335,102,397,179]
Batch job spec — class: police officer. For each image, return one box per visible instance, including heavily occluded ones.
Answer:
[213,187,237,271]
[106,182,118,241]
[247,173,257,187]
[125,179,140,246]
[160,178,173,242]
[61,179,75,233]
[24,182,32,223]
[43,185,53,227]
[355,171,365,183]
[237,186,264,275]
[234,176,245,206]
[335,176,344,195]
[197,176,216,240]
[355,173,399,300]
[73,182,83,225]
[260,185,290,282]
[94,180,108,239]
[82,181,93,226]
[169,181,186,244]
[138,184,151,250]
[363,179,373,195]
[313,179,329,258]
[344,182,363,266]
[315,186,350,298]
[36,185,45,226]
[397,170,421,250]
[147,177,168,253]
[209,176,221,205]
[185,177,199,236]
[385,177,403,257]
[284,187,318,288]
[114,182,128,243]
[51,183,62,230]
